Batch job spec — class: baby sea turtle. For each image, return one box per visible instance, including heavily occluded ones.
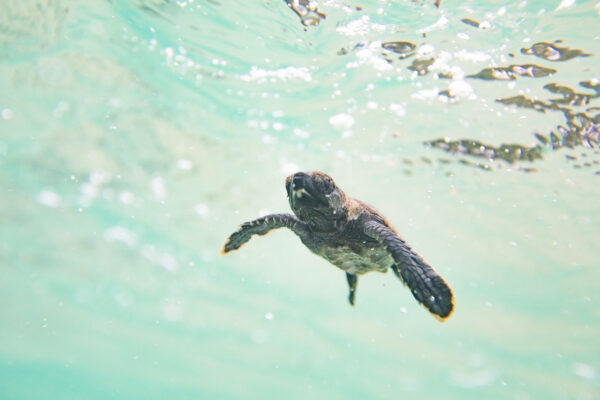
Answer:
[222,171,454,321]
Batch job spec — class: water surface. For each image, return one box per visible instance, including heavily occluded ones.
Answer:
[1,0,599,399]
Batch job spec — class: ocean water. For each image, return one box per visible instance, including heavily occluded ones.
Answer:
[1,0,599,398]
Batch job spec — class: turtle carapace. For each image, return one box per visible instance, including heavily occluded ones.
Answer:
[222,171,454,321]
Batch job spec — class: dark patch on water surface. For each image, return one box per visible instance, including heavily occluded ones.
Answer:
[338,41,419,62]
[459,18,492,30]
[425,80,600,173]
[408,58,435,75]
[284,0,439,28]
[280,4,597,173]
[337,41,367,56]
[459,17,491,30]
[408,0,441,8]
[382,41,417,59]
[521,42,592,62]
[335,39,597,173]
[283,0,326,27]
[460,18,481,28]
[544,81,600,105]
[497,82,600,112]
[468,64,557,81]
[426,138,544,165]
[496,96,548,113]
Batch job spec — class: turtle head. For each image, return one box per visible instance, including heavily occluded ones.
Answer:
[285,171,346,229]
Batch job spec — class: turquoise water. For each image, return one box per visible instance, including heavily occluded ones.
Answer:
[1,0,599,398]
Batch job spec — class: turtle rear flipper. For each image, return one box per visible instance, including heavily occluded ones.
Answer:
[346,272,358,306]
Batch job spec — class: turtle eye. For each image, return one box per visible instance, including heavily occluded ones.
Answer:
[320,178,334,194]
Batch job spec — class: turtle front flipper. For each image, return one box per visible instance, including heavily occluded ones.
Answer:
[346,272,358,306]
[222,213,308,253]
[363,221,454,321]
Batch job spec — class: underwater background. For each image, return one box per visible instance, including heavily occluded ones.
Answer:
[1,0,599,398]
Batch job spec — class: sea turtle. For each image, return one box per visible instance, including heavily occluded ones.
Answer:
[222,171,454,321]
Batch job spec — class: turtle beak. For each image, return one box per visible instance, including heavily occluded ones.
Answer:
[291,173,310,196]
[291,172,307,190]
[289,172,313,208]
[289,172,330,208]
